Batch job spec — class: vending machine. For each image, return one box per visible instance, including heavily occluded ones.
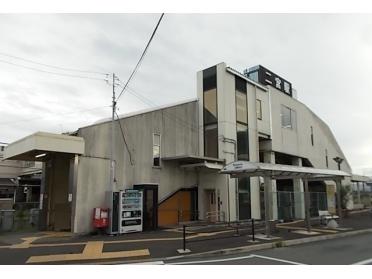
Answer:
[119,189,143,234]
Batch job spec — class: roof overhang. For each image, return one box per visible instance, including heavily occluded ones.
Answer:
[220,161,350,181]
[351,174,371,183]
[180,161,224,171]
[4,132,85,161]
[162,155,224,165]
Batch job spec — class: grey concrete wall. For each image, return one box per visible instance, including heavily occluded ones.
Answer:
[73,156,110,234]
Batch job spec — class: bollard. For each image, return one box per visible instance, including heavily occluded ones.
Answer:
[251,219,255,242]
[183,225,186,251]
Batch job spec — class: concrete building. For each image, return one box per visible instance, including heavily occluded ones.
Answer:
[4,62,353,234]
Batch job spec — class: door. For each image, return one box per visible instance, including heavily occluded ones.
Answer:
[205,189,217,221]
[133,184,158,230]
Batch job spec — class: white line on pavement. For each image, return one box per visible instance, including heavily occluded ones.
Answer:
[131,261,165,265]
[168,255,255,265]
[250,254,305,265]
[352,258,372,265]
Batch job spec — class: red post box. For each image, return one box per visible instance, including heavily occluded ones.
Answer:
[93,208,109,228]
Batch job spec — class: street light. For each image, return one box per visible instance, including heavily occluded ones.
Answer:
[333,156,344,171]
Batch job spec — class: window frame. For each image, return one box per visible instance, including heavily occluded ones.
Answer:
[152,133,161,167]
[256,99,262,120]
[281,105,296,129]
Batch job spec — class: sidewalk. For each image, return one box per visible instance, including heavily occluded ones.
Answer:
[0,209,371,264]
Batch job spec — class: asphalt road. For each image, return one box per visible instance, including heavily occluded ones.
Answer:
[162,232,372,265]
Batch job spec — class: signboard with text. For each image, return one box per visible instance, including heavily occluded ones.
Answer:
[244,65,292,97]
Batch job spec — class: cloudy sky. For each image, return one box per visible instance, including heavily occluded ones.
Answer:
[0,14,371,174]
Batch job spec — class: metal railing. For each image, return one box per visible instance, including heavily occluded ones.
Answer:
[180,218,264,252]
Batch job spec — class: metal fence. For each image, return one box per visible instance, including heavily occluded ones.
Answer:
[0,208,40,232]
[260,191,328,221]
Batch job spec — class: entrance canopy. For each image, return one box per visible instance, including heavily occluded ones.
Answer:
[162,155,224,171]
[220,161,350,180]
[221,161,350,236]
[4,132,85,161]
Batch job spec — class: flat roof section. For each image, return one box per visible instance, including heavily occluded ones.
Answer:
[221,161,350,180]
[162,155,225,165]
[4,132,85,161]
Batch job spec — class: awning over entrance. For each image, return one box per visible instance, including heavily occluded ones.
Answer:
[4,132,85,161]
[221,161,350,180]
[163,155,224,171]
[220,161,350,237]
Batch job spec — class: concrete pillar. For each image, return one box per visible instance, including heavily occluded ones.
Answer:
[264,176,272,236]
[336,179,342,222]
[263,151,278,220]
[303,178,311,232]
[250,177,261,220]
[357,182,361,204]
[292,157,305,219]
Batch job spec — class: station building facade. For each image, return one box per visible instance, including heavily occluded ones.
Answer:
[4,62,352,234]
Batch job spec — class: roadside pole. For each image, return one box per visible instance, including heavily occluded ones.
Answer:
[110,73,116,215]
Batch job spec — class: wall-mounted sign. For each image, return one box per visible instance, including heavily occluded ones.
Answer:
[244,65,292,97]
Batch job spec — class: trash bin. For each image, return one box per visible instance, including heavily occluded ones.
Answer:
[0,210,15,232]
[29,208,40,227]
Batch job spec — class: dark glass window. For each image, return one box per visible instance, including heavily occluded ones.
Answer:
[235,76,247,93]
[236,91,248,124]
[203,88,218,125]
[311,126,314,146]
[325,149,329,168]
[203,66,217,91]
[204,124,218,158]
[237,123,249,160]
[153,134,161,167]
[238,177,251,220]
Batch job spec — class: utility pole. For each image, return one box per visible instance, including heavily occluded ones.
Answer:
[111,73,116,194]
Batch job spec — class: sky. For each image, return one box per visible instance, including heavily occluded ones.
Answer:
[0,14,371,174]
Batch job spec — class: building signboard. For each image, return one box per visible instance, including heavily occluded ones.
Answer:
[244,65,292,97]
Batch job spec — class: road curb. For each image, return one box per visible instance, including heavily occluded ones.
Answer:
[173,228,372,260]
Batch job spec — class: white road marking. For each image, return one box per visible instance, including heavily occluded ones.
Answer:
[352,258,372,265]
[168,255,255,265]
[131,261,165,265]
[250,254,305,265]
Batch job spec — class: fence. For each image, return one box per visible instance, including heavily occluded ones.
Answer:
[260,191,328,221]
[0,208,40,232]
[180,218,264,252]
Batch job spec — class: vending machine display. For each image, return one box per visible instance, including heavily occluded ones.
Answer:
[119,190,143,233]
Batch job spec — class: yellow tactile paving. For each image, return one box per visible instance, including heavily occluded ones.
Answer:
[10,237,44,249]
[26,239,150,264]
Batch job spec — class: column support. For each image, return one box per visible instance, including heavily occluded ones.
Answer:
[335,179,342,223]
[303,178,311,232]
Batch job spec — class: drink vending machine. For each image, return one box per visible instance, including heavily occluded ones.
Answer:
[119,189,143,234]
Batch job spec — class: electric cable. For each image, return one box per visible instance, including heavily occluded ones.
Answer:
[114,111,134,165]
[0,52,108,76]
[0,59,108,81]
[116,13,164,102]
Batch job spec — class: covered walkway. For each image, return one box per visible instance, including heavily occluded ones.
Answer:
[220,161,350,236]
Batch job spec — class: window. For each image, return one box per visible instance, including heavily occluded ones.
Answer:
[237,123,249,160]
[281,105,296,129]
[238,177,251,220]
[204,124,218,158]
[203,66,218,158]
[325,149,329,168]
[236,91,248,124]
[153,133,161,167]
[235,76,249,161]
[311,126,314,146]
[256,99,262,120]
[203,89,218,124]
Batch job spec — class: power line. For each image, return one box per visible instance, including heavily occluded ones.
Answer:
[114,111,134,166]
[0,52,108,76]
[116,13,164,102]
[0,105,111,126]
[0,59,108,81]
